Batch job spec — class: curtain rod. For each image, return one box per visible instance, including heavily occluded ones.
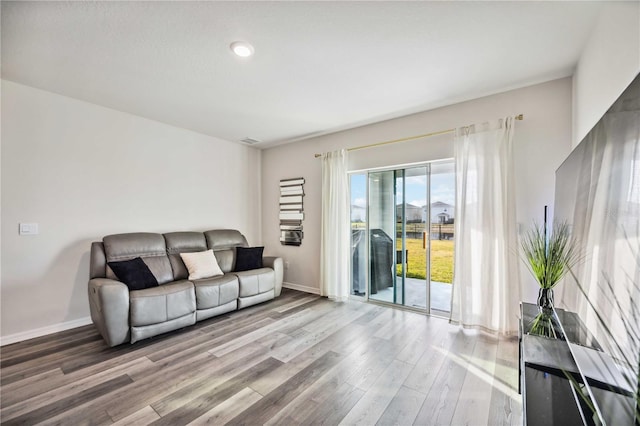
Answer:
[314,113,524,158]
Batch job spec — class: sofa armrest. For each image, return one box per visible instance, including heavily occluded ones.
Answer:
[88,278,130,347]
[263,256,283,297]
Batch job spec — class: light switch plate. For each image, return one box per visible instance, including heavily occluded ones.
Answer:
[19,223,39,235]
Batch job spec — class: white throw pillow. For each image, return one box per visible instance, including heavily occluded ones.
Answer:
[180,249,224,280]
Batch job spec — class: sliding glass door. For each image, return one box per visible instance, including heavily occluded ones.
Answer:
[349,161,454,315]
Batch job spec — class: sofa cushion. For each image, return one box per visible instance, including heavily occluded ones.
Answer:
[234,246,264,272]
[180,249,223,280]
[107,257,159,291]
[129,280,195,327]
[204,229,249,251]
[204,229,248,273]
[211,249,234,274]
[234,268,275,297]
[164,232,207,280]
[103,233,173,284]
[193,274,239,310]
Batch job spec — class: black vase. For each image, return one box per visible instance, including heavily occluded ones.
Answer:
[537,288,554,311]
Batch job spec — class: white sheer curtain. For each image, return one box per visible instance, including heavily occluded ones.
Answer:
[450,117,520,334]
[320,149,350,301]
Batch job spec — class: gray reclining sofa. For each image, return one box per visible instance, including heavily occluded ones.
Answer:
[88,229,283,346]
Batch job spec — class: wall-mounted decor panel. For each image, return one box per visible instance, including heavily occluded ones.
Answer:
[280,178,305,245]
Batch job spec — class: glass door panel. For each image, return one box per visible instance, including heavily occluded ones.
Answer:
[402,166,428,309]
[368,170,397,303]
[429,161,455,313]
[350,173,367,297]
[395,170,405,305]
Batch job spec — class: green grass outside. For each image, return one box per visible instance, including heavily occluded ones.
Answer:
[396,238,454,283]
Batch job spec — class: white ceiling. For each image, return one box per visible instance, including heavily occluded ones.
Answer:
[1,1,603,148]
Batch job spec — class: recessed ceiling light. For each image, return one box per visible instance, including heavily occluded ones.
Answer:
[230,41,254,58]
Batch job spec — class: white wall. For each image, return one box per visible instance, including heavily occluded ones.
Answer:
[1,80,262,341]
[262,78,573,302]
[573,1,640,147]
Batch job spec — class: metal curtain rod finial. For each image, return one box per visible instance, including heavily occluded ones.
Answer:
[314,113,524,158]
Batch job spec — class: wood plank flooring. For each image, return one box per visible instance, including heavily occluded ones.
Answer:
[0,289,522,425]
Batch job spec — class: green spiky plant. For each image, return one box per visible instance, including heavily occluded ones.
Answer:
[521,221,580,291]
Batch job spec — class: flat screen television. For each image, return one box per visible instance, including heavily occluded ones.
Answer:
[554,73,639,425]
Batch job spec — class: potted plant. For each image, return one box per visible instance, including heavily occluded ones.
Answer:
[521,221,579,312]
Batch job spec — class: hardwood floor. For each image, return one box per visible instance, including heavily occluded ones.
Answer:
[0,289,522,425]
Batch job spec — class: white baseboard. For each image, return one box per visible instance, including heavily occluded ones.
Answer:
[0,316,93,347]
[282,282,321,295]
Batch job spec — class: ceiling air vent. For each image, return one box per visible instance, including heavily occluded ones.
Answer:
[240,137,261,145]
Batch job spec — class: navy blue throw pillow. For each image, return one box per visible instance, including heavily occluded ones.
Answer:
[108,257,159,291]
[234,247,264,272]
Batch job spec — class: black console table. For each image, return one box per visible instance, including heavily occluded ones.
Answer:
[519,302,636,426]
